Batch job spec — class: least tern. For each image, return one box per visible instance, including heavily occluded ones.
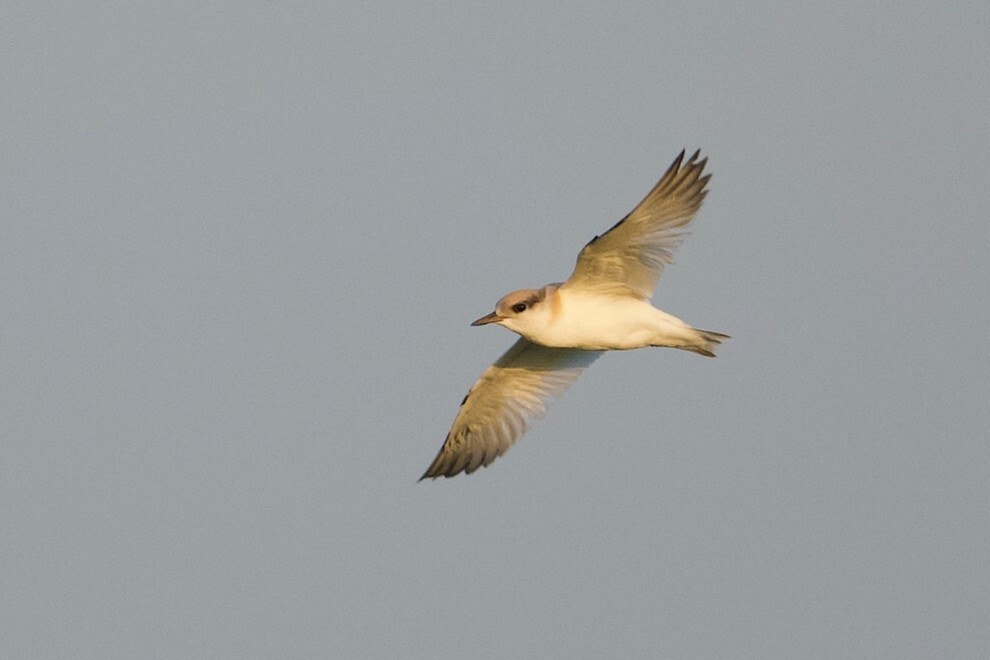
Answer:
[421,149,728,480]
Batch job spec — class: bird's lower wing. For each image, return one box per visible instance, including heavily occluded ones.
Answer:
[563,149,711,300]
[420,338,603,479]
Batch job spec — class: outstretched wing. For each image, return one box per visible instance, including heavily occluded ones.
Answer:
[421,338,603,479]
[563,149,711,300]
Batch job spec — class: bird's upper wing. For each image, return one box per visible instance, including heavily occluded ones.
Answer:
[562,149,711,300]
[420,338,603,479]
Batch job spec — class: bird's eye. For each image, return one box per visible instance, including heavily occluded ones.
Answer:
[511,302,528,314]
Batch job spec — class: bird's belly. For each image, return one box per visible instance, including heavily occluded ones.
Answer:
[529,297,677,350]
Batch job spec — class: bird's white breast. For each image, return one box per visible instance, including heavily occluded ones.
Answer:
[523,288,684,350]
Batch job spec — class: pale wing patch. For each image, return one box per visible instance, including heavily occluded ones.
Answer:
[420,338,603,479]
[563,149,711,300]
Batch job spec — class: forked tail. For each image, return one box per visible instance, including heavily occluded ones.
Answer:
[680,328,730,358]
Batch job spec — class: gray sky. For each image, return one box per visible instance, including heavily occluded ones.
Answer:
[3,2,988,658]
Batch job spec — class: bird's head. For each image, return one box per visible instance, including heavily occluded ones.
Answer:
[472,286,554,337]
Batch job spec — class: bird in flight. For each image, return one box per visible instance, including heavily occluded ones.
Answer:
[421,150,728,480]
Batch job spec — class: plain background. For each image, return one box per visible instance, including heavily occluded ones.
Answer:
[3,2,988,658]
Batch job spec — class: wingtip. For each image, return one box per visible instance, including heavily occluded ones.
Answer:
[419,466,452,481]
[419,459,446,481]
[661,148,708,184]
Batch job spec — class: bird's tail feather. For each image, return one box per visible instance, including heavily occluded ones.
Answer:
[679,328,730,358]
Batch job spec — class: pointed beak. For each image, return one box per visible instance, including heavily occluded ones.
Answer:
[471,312,503,326]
